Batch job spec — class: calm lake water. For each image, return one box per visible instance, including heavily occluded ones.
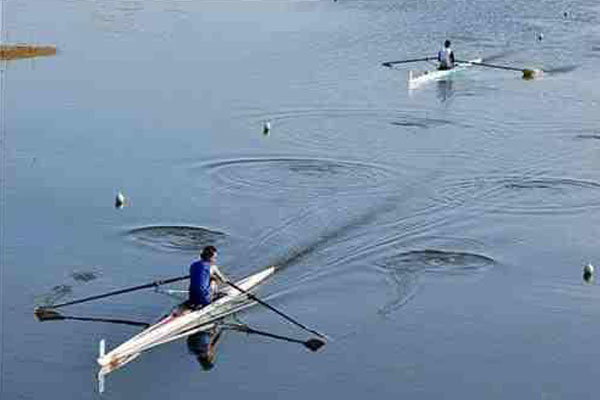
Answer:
[2,0,600,398]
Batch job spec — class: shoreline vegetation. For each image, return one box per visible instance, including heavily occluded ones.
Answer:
[0,44,57,60]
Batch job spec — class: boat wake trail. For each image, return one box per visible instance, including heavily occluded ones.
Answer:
[269,199,399,272]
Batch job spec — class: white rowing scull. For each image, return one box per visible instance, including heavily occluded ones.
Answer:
[97,266,277,377]
[408,58,483,88]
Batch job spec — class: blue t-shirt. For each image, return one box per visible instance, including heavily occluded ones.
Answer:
[189,260,211,306]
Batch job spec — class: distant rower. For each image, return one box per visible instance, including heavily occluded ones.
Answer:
[437,40,455,70]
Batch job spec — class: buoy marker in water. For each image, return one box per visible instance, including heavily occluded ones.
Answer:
[583,263,594,282]
[263,121,271,135]
[537,32,544,42]
[115,191,127,209]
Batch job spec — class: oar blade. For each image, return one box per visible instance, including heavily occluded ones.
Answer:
[34,307,65,322]
[304,338,326,352]
[522,68,544,80]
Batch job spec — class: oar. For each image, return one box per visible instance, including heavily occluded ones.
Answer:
[35,274,190,310]
[34,308,150,328]
[456,59,542,79]
[382,57,436,68]
[223,323,325,352]
[223,279,328,340]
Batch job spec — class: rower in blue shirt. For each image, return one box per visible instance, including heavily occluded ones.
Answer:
[188,245,228,309]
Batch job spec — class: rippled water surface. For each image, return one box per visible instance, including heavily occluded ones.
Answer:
[3,0,600,399]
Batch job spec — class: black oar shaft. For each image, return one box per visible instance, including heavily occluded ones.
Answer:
[224,280,327,340]
[40,275,190,309]
[382,57,436,67]
[60,316,150,327]
[456,60,525,72]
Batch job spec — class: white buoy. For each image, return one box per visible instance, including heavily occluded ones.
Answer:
[115,191,126,209]
[263,121,271,135]
[537,32,544,41]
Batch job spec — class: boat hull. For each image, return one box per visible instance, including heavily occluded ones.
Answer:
[97,266,276,373]
[408,58,482,88]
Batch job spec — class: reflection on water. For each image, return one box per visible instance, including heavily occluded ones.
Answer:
[187,326,223,371]
[436,79,454,103]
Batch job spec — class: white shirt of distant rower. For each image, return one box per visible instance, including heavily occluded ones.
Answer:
[438,47,454,69]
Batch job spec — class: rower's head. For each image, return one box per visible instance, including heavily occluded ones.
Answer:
[444,40,451,48]
[200,245,217,263]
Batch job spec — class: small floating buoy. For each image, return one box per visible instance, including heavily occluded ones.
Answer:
[583,263,594,283]
[537,32,544,42]
[263,121,271,135]
[563,11,568,18]
[115,191,127,209]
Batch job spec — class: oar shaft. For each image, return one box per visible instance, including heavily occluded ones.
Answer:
[41,275,190,309]
[457,60,524,72]
[61,316,151,327]
[224,280,327,340]
[382,57,436,67]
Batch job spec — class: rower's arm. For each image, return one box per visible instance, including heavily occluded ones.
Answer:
[211,265,228,283]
